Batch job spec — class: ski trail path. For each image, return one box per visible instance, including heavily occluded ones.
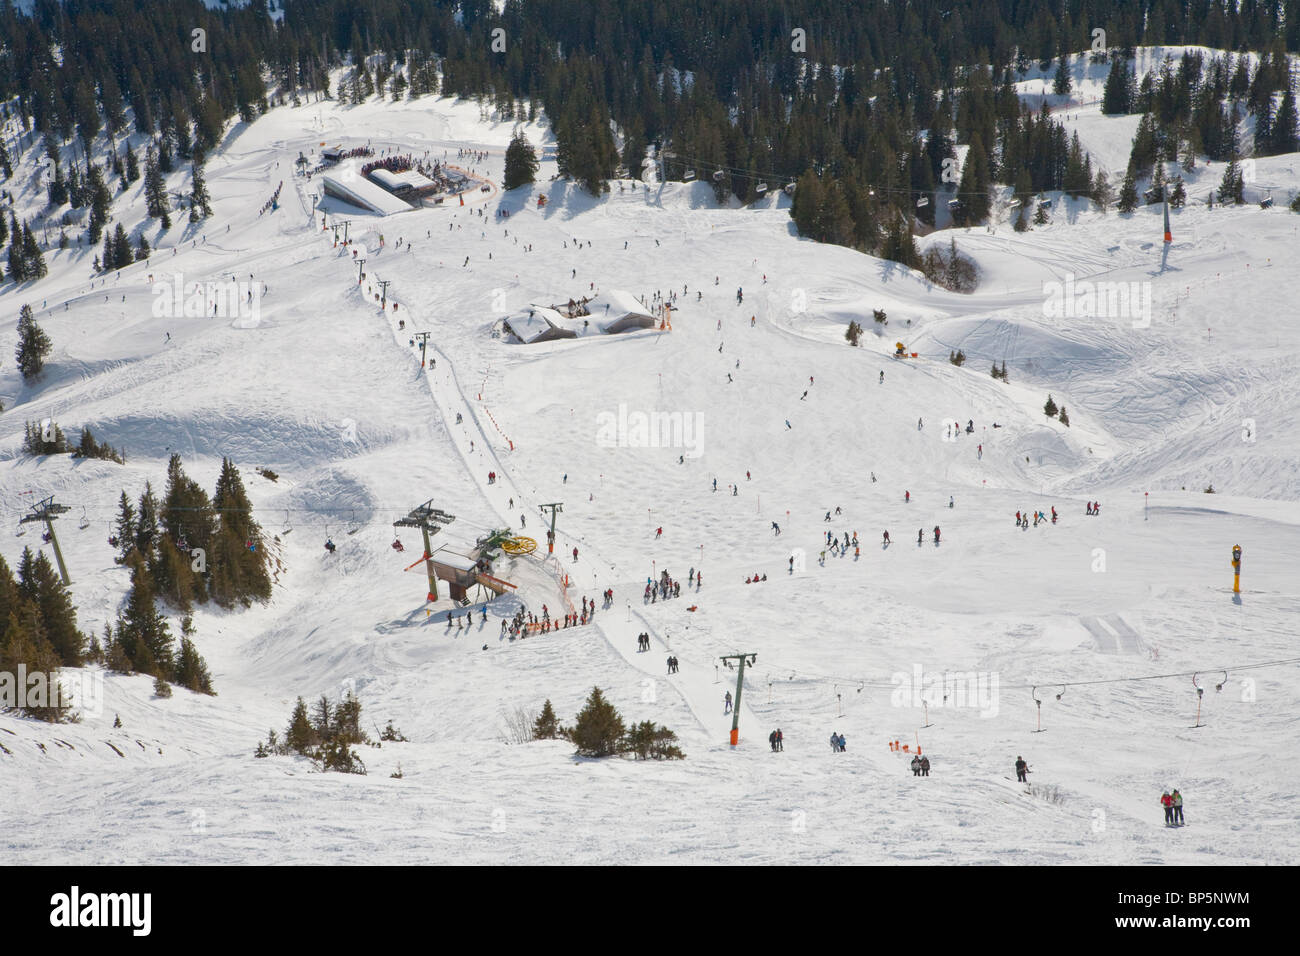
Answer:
[326,223,737,739]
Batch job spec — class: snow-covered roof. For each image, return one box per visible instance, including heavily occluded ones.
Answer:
[369,168,436,192]
[588,289,654,321]
[319,172,412,216]
[430,546,478,573]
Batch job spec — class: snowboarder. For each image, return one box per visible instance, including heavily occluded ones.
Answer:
[1015,755,1029,783]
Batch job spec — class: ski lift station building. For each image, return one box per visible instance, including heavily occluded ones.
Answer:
[319,171,413,216]
[368,167,438,199]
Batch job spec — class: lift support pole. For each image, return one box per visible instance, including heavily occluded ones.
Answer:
[394,500,456,602]
[20,495,72,585]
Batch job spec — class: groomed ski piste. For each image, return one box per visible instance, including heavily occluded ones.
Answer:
[2,55,1299,865]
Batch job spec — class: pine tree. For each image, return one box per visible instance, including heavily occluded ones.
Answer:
[285,696,314,753]
[209,458,271,607]
[1102,58,1134,114]
[17,548,84,667]
[135,482,161,562]
[114,491,137,564]
[1218,156,1244,204]
[1053,57,1072,97]
[1044,394,1059,418]
[144,144,172,228]
[1169,176,1187,208]
[1117,167,1139,213]
[125,144,140,183]
[87,164,111,243]
[567,686,626,757]
[171,635,214,694]
[189,154,213,222]
[114,553,174,677]
[15,304,52,381]
[503,132,539,191]
[0,607,69,722]
[533,699,560,739]
[1059,406,1070,426]
[1272,88,1299,155]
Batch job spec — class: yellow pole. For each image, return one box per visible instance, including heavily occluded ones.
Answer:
[1232,545,1241,594]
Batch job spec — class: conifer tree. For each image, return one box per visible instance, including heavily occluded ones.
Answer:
[567,686,626,757]
[171,635,214,694]
[113,553,174,677]
[503,132,539,191]
[209,458,270,607]
[17,548,84,666]
[0,608,68,721]
[285,696,314,753]
[533,699,560,739]
[114,491,137,564]
[1117,167,1139,213]
[135,481,162,562]
[189,154,213,222]
[144,144,172,228]
[15,304,52,381]
[1044,394,1059,418]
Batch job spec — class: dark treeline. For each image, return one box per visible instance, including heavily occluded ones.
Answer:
[0,1,1296,263]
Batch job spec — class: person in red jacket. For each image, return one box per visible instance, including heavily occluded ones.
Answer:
[572,547,579,562]
[1161,791,1174,824]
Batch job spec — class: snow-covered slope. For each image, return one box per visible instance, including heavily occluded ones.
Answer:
[2,81,1298,865]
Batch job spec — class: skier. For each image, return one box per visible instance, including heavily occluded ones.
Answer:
[655,527,663,539]
[904,490,910,503]
[918,417,923,430]
[920,755,930,776]
[572,547,579,562]
[769,730,778,752]
[1087,502,1093,515]
[772,522,781,535]
[776,729,783,751]
[933,526,940,544]
[829,732,838,753]
[1015,755,1029,783]
[917,528,924,546]
[724,691,733,714]
[949,495,954,508]
[882,531,891,546]
[1051,506,1058,524]
[1016,511,1022,527]
[713,478,717,492]
[910,755,922,776]
[1161,791,1174,825]
[879,370,884,383]
[1171,789,1184,825]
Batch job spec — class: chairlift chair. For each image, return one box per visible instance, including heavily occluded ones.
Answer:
[783,182,796,196]
[916,196,929,208]
[1260,196,1274,209]
[947,198,962,209]
[683,169,696,182]
[79,506,90,530]
[755,182,769,196]
[712,169,725,182]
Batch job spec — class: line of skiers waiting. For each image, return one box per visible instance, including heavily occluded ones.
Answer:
[646,569,693,602]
